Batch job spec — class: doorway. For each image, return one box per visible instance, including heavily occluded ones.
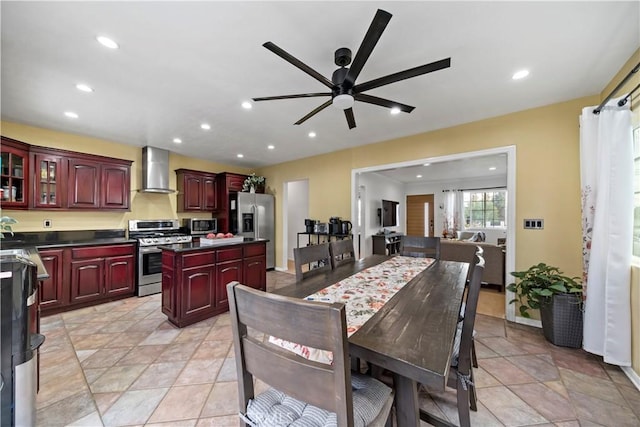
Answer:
[406,194,434,237]
[283,179,309,272]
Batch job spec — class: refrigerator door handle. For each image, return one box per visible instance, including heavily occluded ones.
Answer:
[254,204,259,239]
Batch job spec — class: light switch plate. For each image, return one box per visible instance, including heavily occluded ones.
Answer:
[523,219,543,229]
[43,219,52,228]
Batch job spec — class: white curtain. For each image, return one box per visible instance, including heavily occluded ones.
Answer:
[579,96,633,366]
[443,190,463,235]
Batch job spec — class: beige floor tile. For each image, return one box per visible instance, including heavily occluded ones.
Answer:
[195,415,240,426]
[65,410,104,426]
[200,382,239,418]
[505,354,560,382]
[116,344,166,366]
[36,389,97,427]
[89,364,148,393]
[569,389,639,426]
[139,328,181,345]
[558,367,624,404]
[174,358,224,386]
[80,347,131,369]
[148,384,213,423]
[192,339,232,360]
[93,392,122,416]
[101,388,169,426]
[155,341,200,362]
[478,385,548,426]
[129,361,187,389]
[509,382,576,422]
[479,357,537,385]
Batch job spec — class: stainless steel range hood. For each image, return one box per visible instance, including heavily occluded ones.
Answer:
[139,146,174,193]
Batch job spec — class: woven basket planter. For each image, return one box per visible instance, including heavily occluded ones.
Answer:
[539,293,583,348]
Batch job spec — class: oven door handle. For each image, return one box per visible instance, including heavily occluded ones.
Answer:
[139,247,162,254]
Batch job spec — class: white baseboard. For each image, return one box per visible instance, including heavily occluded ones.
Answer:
[622,366,640,391]
[274,266,289,272]
[514,316,542,328]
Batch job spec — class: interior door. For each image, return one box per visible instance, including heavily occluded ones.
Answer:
[406,194,434,236]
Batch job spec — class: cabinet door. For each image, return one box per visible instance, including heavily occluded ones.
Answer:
[70,258,104,303]
[162,267,176,317]
[33,154,64,208]
[184,175,203,211]
[0,139,29,209]
[226,174,247,192]
[243,256,266,291]
[68,158,100,209]
[101,164,130,210]
[105,254,135,296]
[203,176,217,211]
[216,260,242,308]
[38,249,66,309]
[181,265,215,317]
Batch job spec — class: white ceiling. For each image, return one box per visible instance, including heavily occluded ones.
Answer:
[1,2,638,169]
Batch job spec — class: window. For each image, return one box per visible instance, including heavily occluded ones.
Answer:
[463,189,507,229]
[633,126,640,257]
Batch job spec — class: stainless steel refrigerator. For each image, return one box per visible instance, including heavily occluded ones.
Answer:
[236,192,275,269]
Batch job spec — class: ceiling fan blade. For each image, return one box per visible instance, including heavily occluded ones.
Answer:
[354,57,451,93]
[354,93,414,113]
[253,93,331,102]
[344,108,356,129]
[263,42,334,89]
[294,100,333,125]
[344,9,392,88]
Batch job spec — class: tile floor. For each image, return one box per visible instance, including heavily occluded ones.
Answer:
[35,271,640,426]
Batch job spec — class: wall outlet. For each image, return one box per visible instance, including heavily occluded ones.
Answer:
[523,219,543,229]
[43,219,52,228]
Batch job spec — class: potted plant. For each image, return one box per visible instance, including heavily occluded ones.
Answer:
[242,173,265,193]
[0,214,17,239]
[507,263,583,348]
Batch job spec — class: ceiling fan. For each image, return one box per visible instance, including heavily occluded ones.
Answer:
[253,9,451,130]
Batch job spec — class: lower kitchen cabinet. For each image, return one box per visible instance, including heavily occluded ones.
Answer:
[161,240,266,327]
[38,248,65,310]
[39,242,136,315]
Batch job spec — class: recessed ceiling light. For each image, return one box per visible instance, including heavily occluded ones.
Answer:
[237,154,244,158]
[416,174,423,178]
[173,138,182,144]
[423,163,431,166]
[390,107,401,115]
[267,145,275,150]
[76,83,93,93]
[64,111,78,119]
[308,132,316,138]
[512,69,529,80]
[489,166,497,171]
[242,101,252,109]
[96,36,119,49]
[200,123,211,130]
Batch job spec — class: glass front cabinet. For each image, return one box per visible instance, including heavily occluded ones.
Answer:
[33,153,64,208]
[0,137,29,209]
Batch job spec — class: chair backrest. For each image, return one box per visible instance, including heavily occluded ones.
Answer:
[399,235,441,259]
[467,246,483,283]
[293,243,332,281]
[227,282,354,426]
[458,255,485,375]
[329,239,356,269]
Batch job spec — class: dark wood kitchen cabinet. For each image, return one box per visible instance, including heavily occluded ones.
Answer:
[39,243,136,315]
[37,248,65,310]
[161,240,266,327]
[0,136,29,209]
[32,151,65,208]
[176,169,217,212]
[68,157,130,210]
[215,172,250,233]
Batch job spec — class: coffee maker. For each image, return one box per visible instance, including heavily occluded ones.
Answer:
[304,219,318,233]
[329,217,341,235]
[340,220,352,235]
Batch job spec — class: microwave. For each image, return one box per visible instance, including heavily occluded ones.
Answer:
[182,218,217,235]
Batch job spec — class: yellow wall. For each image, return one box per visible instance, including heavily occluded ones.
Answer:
[0,121,252,231]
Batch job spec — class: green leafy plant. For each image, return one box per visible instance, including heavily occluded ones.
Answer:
[242,173,265,192]
[0,215,18,239]
[507,263,582,318]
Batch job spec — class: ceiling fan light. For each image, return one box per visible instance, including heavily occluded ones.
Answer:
[333,94,354,110]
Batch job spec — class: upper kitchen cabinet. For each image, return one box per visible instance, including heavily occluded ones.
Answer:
[67,155,131,210]
[215,172,249,233]
[1,136,29,209]
[31,148,66,209]
[176,169,217,212]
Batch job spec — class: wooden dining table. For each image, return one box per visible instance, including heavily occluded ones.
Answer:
[272,254,469,427]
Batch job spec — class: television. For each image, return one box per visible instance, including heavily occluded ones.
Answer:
[378,199,399,227]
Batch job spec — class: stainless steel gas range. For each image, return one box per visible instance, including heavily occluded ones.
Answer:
[128,219,192,296]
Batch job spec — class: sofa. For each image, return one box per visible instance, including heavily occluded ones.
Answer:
[440,240,506,290]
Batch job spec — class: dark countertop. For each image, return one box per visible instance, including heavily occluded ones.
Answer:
[160,238,268,253]
[2,229,135,280]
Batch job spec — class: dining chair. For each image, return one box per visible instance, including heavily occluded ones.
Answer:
[460,246,483,369]
[293,243,332,281]
[421,255,485,427]
[329,238,356,269]
[227,282,395,427]
[399,235,441,259]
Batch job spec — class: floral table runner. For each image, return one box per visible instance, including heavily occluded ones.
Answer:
[269,256,435,364]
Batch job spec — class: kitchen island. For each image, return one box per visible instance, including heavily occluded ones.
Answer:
[160,238,267,327]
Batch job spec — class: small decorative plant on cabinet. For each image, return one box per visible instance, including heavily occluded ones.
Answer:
[507,263,583,348]
[0,213,17,239]
[242,173,265,193]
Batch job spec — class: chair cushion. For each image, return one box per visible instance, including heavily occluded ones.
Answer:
[243,373,392,427]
